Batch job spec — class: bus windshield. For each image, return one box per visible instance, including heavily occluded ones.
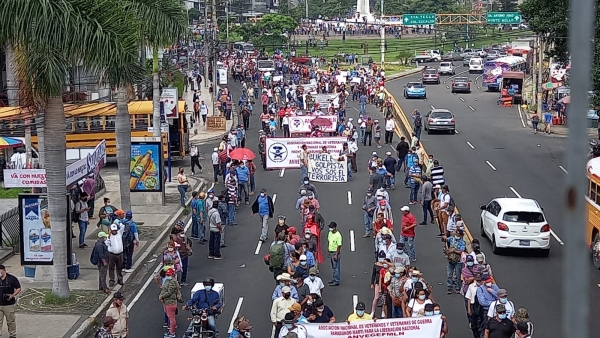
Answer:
[257,60,274,70]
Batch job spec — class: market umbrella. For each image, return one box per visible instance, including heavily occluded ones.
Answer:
[310,117,333,127]
[229,148,256,161]
[0,136,24,149]
[559,96,571,104]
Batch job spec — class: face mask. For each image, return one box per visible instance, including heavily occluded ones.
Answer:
[383,264,388,269]
[244,332,251,338]
[278,220,285,225]
[280,282,286,287]
[394,273,400,278]
[307,300,313,305]
[283,293,291,299]
[378,258,384,262]
[434,310,441,315]
[317,307,324,313]
[500,298,508,304]
[205,286,212,291]
[305,234,311,239]
[367,193,372,197]
[356,310,365,316]
[260,193,265,197]
[329,228,334,232]
[425,311,434,316]
[165,276,172,280]
[285,324,293,329]
[412,277,418,283]
[498,314,507,320]
[309,276,316,281]
[455,235,461,240]
[418,295,426,300]
[467,261,474,267]
[485,283,492,287]
[168,248,174,252]
[429,159,433,163]
[300,261,307,266]
[303,181,309,185]
[308,196,313,199]
[377,196,383,200]
[302,248,307,253]
[179,234,185,238]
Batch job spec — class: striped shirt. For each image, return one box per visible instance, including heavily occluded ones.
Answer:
[227,183,237,204]
[408,165,422,185]
[430,165,445,185]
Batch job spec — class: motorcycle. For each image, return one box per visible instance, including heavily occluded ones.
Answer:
[589,139,600,159]
[184,308,217,338]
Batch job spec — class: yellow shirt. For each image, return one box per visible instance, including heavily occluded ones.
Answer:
[328,231,343,252]
[347,312,373,322]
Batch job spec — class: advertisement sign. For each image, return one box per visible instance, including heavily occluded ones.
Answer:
[3,140,106,188]
[130,141,163,192]
[289,115,338,134]
[300,317,443,338]
[160,88,179,119]
[265,137,347,169]
[308,153,347,183]
[19,194,73,265]
[218,69,228,85]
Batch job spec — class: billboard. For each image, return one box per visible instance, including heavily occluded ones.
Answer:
[130,141,163,192]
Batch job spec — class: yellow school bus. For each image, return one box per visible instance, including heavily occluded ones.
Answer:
[586,157,600,268]
[0,101,188,158]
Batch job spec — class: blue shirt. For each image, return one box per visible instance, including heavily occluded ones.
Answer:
[359,95,367,104]
[236,166,250,183]
[544,112,552,124]
[258,196,270,216]
[186,289,222,310]
[303,250,316,268]
[272,285,299,301]
[476,284,499,308]
[408,165,422,185]
[446,237,466,252]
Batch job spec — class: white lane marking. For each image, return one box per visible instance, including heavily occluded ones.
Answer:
[559,165,568,174]
[228,297,244,333]
[509,186,522,198]
[273,193,277,204]
[347,191,352,205]
[353,107,359,112]
[469,105,476,111]
[485,160,497,171]
[430,105,436,110]
[551,230,565,245]
[475,74,484,82]
[353,295,359,309]
[516,104,527,128]
[389,144,396,151]
[254,240,262,255]
[130,217,193,310]
[350,230,356,252]
[459,97,465,102]
[279,168,285,178]
[447,69,470,80]
[466,141,475,149]
[455,130,459,134]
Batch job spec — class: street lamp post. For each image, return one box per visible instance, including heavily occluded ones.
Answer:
[379,0,385,67]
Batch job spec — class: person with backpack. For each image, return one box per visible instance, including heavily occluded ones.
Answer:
[121,211,139,273]
[97,197,117,233]
[91,231,110,294]
[411,109,422,140]
[269,232,295,283]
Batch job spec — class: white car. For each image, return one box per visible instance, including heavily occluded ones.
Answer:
[469,57,483,73]
[479,198,551,256]
[438,62,455,75]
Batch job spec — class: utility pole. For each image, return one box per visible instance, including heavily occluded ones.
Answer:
[226,5,229,43]
[379,0,385,67]
[536,37,544,116]
[531,38,537,106]
[203,3,209,88]
[212,0,218,116]
[305,0,308,19]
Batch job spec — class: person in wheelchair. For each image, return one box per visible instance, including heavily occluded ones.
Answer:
[182,277,222,334]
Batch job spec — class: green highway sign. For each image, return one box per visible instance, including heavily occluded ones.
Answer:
[486,12,522,24]
[402,13,436,25]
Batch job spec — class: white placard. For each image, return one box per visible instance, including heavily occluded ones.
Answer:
[272,75,283,82]
[3,169,47,188]
[308,153,347,182]
[265,137,347,169]
[160,88,179,119]
[300,317,443,338]
[218,69,228,85]
[336,75,347,84]
[288,115,338,134]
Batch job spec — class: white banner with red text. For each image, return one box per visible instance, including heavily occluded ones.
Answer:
[299,317,443,338]
[265,137,347,169]
[308,153,348,183]
[288,115,338,134]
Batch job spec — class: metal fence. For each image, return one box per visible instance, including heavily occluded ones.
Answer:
[0,176,106,248]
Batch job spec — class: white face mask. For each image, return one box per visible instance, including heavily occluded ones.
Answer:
[260,193,265,197]
[303,181,309,185]
[179,234,185,238]
[305,234,311,239]
[168,248,174,252]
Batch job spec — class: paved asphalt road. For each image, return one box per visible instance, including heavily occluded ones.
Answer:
[126,79,492,338]
[386,63,600,336]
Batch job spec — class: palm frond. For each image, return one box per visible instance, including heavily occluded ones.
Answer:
[129,0,188,47]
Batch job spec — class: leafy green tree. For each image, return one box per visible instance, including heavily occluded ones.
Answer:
[499,0,518,12]
[188,8,200,22]
[0,0,140,298]
[252,14,297,47]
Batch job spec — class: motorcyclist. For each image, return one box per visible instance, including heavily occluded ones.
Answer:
[182,277,222,334]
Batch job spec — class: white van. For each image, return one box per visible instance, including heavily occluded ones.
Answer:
[469,57,483,73]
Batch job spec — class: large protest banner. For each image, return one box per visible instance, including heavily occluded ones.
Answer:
[299,317,443,338]
[265,137,347,169]
[308,153,347,183]
[288,115,338,134]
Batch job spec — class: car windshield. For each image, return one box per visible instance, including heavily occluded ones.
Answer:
[503,212,545,223]
[408,83,424,88]
[454,77,468,83]
[431,111,452,118]
[424,70,437,74]
[470,59,482,65]
[440,63,452,67]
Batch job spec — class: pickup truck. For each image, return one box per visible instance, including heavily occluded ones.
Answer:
[413,50,442,63]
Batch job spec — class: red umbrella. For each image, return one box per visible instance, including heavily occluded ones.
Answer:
[229,148,256,161]
[310,117,333,127]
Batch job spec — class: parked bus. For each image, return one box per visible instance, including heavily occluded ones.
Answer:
[0,100,188,159]
[482,56,527,91]
[587,156,600,268]
[257,59,275,72]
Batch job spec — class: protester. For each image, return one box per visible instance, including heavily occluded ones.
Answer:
[105,292,129,338]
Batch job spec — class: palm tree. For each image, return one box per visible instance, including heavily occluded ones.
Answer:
[112,0,187,211]
[0,0,140,298]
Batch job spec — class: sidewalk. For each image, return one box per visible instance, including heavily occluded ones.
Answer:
[2,164,210,338]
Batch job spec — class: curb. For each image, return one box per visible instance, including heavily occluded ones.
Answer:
[386,67,424,81]
[68,178,208,338]
[383,88,475,244]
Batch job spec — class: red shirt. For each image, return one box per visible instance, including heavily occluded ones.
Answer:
[374,219,393,234]
[401,213,417,238]
[379,268,388,291]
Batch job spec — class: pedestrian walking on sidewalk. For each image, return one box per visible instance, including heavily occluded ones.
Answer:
[105,292,129,338]
[327,222,342,286]
[93,232,110,294]
[106,220,125,287]
[0,265,21,338]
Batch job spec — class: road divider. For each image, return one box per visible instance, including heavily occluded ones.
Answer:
[486,160,498,171]
[430,105,436,110]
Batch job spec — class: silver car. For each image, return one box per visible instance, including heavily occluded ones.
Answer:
[422,69,440,84]
[425,109,456,134]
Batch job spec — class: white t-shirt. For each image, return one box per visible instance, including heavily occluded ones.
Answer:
[465,282,478,304]
[407,298,433,317]
[303,277,325,296]
[279,325,308,338]
[487,300,515,319]
[385,119,395,131]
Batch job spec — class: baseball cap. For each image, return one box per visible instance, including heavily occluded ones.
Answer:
[213,147,219,152]
[401,206,410,211]
[281,286,291,293]
[466,255,474,261]
[495,304,506,313]
[110,224,118,231]
[394,266,405,273]
[355,301,366,310]
[283,312,296,324]
[289,302,302,312]
[299,254,307,261]
[113,291,125,300]
[125,210,132,218]
[98,232,108,238]
[238,321,254,331]
[476,253,485,262]
[396,242,404,249]
[309,267,319,275]
[165,268,175,276]
[424,304,434,311]
[385,151,392,156]
[497,289,508,297]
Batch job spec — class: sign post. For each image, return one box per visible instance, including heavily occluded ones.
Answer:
[486,12,522,24]
[401,13,436,25]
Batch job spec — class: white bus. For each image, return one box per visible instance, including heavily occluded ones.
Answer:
[257,59,275,72]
